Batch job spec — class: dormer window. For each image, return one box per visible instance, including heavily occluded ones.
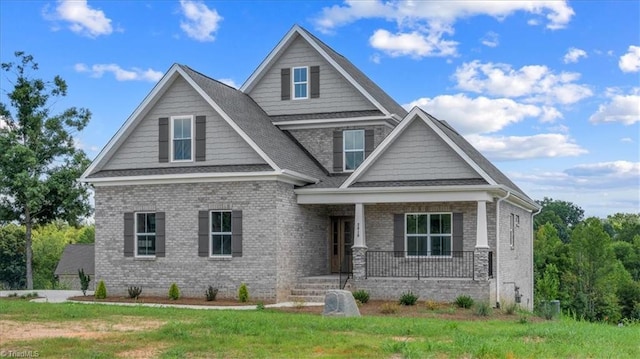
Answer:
[171,116,193,161]
[292,67,308,99]
[344,129,365,171]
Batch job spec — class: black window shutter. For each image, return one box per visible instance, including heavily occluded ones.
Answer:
[195,115,206,161]
[231,210,243,257]
[156,212,166,257]
[452,213,463,258]
[333,130,343,172]
[393,214,404,257]
[281,68,290,100]
[198,210,209,257]
[310,66,320,98]
[158,117,169,162]
[124,212,134,257]
[364,129,374,158]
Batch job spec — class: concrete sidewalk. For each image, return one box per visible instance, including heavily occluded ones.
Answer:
[0,290,324,309]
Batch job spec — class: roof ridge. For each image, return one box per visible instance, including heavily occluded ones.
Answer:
[179,64,239,91]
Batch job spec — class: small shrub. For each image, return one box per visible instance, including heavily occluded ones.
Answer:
[18,292,38,299]
[352,289,370,304]
[78,269,91,296]
[128,286,142,299]
[168,283,180,300]
[205,285,218,301]
[293,299,305,309]
[503,302,518,315]
[380,303,399,314]
[399,291,419,306]
[8,292,18,298]
[455,295,474,308]
[355,299,363,307]
[519,314,529,324]
[475,302,492,316]
[95,280,107,299]
[256,301,265,310]
[238,283,249,303]
[424,299,439,311]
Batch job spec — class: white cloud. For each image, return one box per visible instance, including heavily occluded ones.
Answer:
[0,116,9,129]
[563,47,587,63]
[515,161,639,189]
[314,1,573,58]
[481,31,499,48]
[619,45,640,73]
[369,29,457,58]
[589,88,640,125]
[218,78,238,89]
[467,133,587,161]
[621,137,633,143]
[179,0,222,42]
[46,0,113,38]
[75,63,163,82]
[453,60,592,105]
[408,94,542,135]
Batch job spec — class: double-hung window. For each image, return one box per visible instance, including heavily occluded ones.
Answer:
[211,211,232,256]
[136,212,156,257]
[172,116,193,161]
[292,67,308,99]
[406,213,452,256]
[343,129,365,171]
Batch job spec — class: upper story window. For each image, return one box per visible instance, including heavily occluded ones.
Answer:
[406,213,452,256]
[171,116,193,161]
[211,210,232,257]
[292,67,308,99]
[136,212,156,257]
[343,129,365,171]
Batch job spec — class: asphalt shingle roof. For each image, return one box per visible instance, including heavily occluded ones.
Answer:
[54,244,95,276]
[88,164,273,178]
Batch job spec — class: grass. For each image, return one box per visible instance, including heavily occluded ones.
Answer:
[1,300,639,358]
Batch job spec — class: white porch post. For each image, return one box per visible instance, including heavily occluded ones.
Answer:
[475,200,489,249]
[352,203,367,280]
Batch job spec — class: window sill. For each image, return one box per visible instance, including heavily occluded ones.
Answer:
[208,256,232,261]
[134,256,156,261]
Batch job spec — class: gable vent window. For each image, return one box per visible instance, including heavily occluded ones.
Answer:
[292,67,308,99]
[172,116,193,161]
[343,129,365,171]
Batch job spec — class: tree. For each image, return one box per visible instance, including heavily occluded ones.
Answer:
[0,224,26,289]
[535,197,585,242]
[0,52,92,289]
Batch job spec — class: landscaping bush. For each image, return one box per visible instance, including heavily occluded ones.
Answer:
[503,302,518,315]
[78,269,91,296]
[168,283,180,300]
[238,283,249,303]
[205,285,218,301]
[399,291,419,306]
[454,295,474,308]
[352,289,370,304]
[128,286,142,299]
[256,301,265,311]
[95,280,107,299]
[424,299,439,311]
[380,303,399,314]
[475,302,492,316]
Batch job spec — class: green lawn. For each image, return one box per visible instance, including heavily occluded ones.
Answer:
[0,300,638,358]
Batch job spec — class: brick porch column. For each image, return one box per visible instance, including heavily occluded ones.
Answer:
[352,203,367,280]
[474,247,489,281]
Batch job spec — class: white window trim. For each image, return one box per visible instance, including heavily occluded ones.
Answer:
[292,66,309,100]
[170,115,194,162]
[405,212,453,258]
[343,129,365,172]
[135,212,156,258]
[210,210,232,258]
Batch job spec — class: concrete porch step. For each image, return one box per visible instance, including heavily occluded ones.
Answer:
[288,275,341,303]
[291,288,330,296]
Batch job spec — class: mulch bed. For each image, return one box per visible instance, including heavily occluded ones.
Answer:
[69,295,273,307]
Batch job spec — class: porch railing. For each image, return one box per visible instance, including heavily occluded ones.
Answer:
[366,251,474,279]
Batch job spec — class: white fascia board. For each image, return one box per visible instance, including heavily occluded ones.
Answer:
[86,171,310,187]
[176,67,281,171]
[274,116,396,130]
[280,169,319,184]
[80,65,181,180]
[296,186,496,204]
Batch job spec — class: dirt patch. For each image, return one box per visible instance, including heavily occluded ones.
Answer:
[0,317,165,345]
[116,344,167,359]
[70,295,272,307]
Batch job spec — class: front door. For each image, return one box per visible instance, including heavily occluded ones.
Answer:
[330,217,354,273]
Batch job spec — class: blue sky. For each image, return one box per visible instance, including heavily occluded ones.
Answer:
[1,0,638,217]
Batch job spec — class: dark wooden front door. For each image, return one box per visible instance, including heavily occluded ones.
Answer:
[330,217,354,273]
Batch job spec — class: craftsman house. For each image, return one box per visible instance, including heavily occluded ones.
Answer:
[81,25,538,309]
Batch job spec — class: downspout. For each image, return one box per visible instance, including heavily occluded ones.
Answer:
[495,191,511,308]
[531,206,542,309]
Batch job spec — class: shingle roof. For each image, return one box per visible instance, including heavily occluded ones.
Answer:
[180,65,328,180]
[88,164,273,178]
[54,244,94,276]
[298,26,408,119]
[270,110,384,123]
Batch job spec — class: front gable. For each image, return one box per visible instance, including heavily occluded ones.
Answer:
[103,76,266,171]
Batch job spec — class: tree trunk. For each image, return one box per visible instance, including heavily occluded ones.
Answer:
[25,208,33,290]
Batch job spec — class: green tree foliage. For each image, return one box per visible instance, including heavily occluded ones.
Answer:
[534,197,585,242]
[0,52,92,289]
[604,213,640,243]
[0,224,26,289]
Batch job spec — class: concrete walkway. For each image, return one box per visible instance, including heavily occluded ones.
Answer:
[0,290,324,309]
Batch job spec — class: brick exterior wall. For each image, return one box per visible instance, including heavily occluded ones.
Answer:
[94,181,328,301]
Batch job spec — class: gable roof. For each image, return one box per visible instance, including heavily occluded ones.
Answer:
[240,25,407,120]
[54,244,95,276]
[341,107,535,205]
